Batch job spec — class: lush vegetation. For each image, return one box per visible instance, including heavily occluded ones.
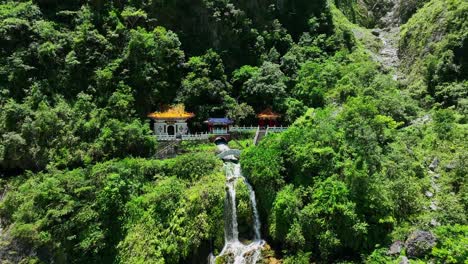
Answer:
[0,153,225,263]
[0,0,466,263]
[240,0,467,262]
[400,0,468,110]
[243,104,466,262]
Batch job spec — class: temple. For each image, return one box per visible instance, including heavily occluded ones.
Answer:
[257,108,280,127]
[147,105,195,139]
[204,118,233,135]
[147,106,287,142]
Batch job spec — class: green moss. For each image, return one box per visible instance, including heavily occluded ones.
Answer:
[228,137,254,149]
[215,255,227,264]
[179,140,216,153]
[235,179,255,241]
[400,0,468,97]
[334,0,375,28]
[330,3,382,53]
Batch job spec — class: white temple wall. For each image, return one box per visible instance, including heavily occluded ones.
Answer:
[153,119,189,136]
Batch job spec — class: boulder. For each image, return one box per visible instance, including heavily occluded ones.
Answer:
[371,29,381,36]
[445,162,457,171]
[430,219,440,227]
[387,240,403,255]
[429,157,439,171]
[405,230,437,258]
[399,256,409,264]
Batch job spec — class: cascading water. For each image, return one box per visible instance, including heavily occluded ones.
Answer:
[209,143,265,264]
[244,178,261,241]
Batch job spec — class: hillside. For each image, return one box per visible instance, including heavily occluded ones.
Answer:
[0,0,466,263]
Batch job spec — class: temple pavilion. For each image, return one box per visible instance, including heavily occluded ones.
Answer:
[257,108,280,127]
[204,118,233,134]
[147,105,195,138]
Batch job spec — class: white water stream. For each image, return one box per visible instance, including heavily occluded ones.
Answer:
[209,144,265,264]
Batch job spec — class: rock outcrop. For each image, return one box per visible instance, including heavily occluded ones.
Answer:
[405,230,437,258]
[387,240,403,256]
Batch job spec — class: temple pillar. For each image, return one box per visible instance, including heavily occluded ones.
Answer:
[175,121,189,135]
[154,122,166,135]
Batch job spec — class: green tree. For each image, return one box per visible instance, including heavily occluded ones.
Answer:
[121,26,185,116]
[178,50,231,124]
[240,61,288,111]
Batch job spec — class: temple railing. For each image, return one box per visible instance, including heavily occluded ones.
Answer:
[157,133,210,141]
[266,126,288,135]
[230,126,258,132]
[155,126,288,141]
[211,129,229,134]
[181,133,210,140]
[158,134,176,141]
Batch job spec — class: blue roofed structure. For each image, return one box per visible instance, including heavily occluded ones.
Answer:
[205,117,233,135]
[204,118,233,125]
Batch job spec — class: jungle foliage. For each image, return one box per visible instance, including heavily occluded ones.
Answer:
[0,154,225,263]
[0,0,466,263]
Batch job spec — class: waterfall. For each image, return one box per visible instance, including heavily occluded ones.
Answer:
[225,164,240,242]
[244,179,261,241]
[209,144,265,264]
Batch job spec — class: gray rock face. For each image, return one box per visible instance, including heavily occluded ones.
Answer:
[387,240,403,255]
[430,219,440,227]
[445,162,457,171]
[425,191,434,198]
[399,256,409,264]
[0,227,39,264]
[411,114,431,125]
[405,230,437,258]
[429,157,439,171]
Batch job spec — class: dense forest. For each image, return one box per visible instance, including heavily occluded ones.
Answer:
[0,0,466,263]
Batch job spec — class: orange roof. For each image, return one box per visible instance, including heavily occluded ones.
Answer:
[257,108,280,120]
[148,105,195,120]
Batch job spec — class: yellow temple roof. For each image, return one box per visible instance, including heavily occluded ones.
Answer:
[148,105,195,120]
[257,108,280,120]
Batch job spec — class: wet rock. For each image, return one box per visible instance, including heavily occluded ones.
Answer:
[387,240,403,255]
[425,191,434,198]
[433,173,440,179]
[405,230,437,258]
[371,29,381,36]
[399,256,409,264]
[429,158,439,171]
[430,219,440,227]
